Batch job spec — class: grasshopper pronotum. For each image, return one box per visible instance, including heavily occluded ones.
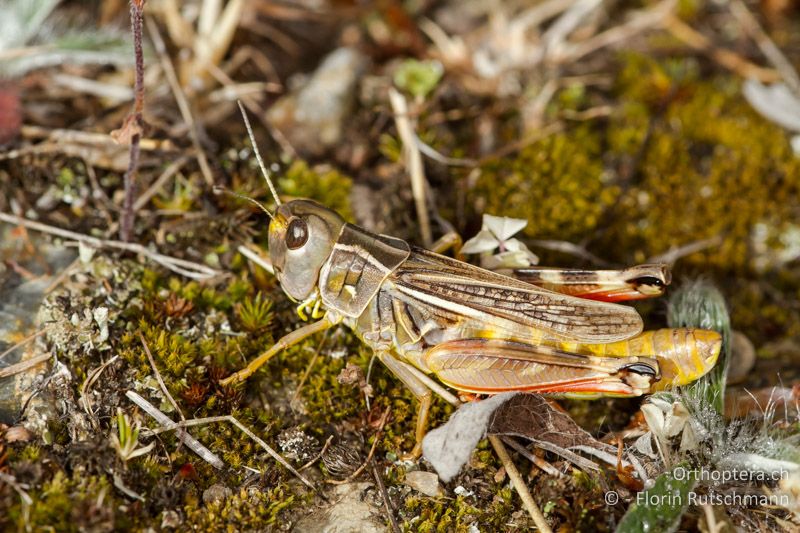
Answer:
[222,106,721,458]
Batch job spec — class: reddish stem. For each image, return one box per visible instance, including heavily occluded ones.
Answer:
[120,0,146,242]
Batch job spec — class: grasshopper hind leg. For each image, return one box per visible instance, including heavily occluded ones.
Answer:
[377,351,432,460]
[423,338,660,397]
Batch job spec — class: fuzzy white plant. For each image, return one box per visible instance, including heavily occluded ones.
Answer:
[0,0,130,77]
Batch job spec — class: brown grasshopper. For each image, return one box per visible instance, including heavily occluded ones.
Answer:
[221,108,721,458]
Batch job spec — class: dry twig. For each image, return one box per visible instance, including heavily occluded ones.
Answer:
[372,459,401,533]
[128,391,318,492]
[489,435,553,533]
[0,212,221,280]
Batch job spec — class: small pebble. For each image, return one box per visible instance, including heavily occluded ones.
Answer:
[5,426,33,443]
[160,510,182,529]
[203,483,232,505]
[403,470,442,497]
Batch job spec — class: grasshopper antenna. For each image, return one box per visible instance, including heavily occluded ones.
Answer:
[213,185,274,220]
[237,100,281,207]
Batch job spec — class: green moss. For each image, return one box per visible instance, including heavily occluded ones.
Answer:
[8,472,125,532]
[473,53,800,348]
[278,160,354,221]
[602,54,800,272]
[184,485,303,530]
[236,292,274,333]
[474,125,619,245]
[404,486,517,532]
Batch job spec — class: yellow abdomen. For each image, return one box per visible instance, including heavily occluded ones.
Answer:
[560,328,722,390]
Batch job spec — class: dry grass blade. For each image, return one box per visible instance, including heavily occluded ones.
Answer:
[146,17,215,187]
[527,238,612,267]
[389,88,432,247]
[0,472,32,507]
[647,235,723,265]
[664,14,780,83]
[729,0,800,94]
[128,391,318,492]
[290,331,329,409]
[79,355,120,424]
[127,391,225,469]
[541,0,603,61]
[238,244,275,275]
[140,334,187,450]
[0,212,221,280]
[0,352,52,379]
[489,435,553,533]
[134,156,190,211]
[501,437,564,478]
[188,0,244,91]
[560,0,674,63]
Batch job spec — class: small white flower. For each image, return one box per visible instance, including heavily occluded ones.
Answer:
[461,214,538,269]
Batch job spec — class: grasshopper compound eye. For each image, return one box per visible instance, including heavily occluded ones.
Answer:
[286,218,309,250]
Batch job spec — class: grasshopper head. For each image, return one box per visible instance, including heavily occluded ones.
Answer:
[268,199,345,301]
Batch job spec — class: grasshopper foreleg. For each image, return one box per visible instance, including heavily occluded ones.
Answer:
[221,315,338,386]
[377,351,433,460]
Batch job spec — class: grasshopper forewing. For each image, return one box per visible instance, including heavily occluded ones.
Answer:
[510,264,671,302]
[222,199,722,458]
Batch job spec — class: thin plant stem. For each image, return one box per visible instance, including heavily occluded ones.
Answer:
[120,0,147,242]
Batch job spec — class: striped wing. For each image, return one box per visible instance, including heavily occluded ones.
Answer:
[390,248,643,343]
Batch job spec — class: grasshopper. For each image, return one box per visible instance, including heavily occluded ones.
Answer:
[222,108,721,458]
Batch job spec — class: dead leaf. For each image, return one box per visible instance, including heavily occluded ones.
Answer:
[110,114,144,145]
[422,393,515,482]
[487,393,599,450]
